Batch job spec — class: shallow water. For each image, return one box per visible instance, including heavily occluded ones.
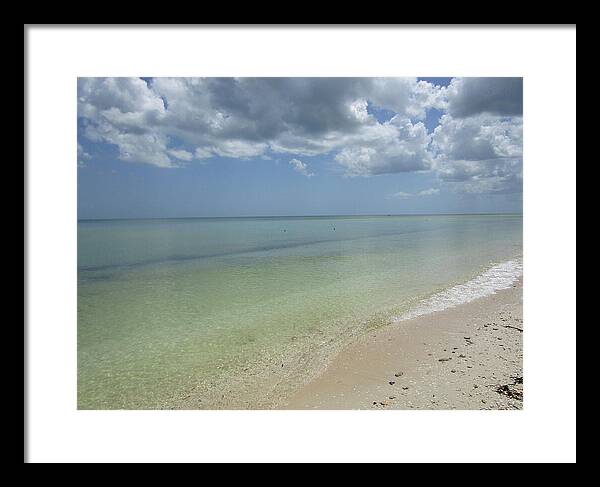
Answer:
[395,259,523,321]
[78,214,522,409]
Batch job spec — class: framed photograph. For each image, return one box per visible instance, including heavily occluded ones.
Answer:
[25,25,576,463]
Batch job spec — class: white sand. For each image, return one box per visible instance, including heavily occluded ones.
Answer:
[283,279,523,410]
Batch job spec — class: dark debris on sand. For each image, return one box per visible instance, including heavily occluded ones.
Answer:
[495,376,523,401]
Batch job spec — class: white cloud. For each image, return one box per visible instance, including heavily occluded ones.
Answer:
[76,77,523,196]
[78,77,165,118]
[334,117,433,176]
[389,191,413,199]
[209,140,269,159]
[389,188,440,199]
[367,78,446,120]
[432,114,522,161]
[79,78,174,168]
[84,119,175,168]
[77,77,443,170]
[431,113,523,194]
[418,188,440,196]
[289,158,315,177]
[194,147,214,159]
[77,142,91,167]
[167,149,194,161]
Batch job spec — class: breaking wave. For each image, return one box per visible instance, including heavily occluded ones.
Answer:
[395,259,523,322]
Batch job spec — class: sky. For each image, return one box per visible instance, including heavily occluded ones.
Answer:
[77,77,523,219]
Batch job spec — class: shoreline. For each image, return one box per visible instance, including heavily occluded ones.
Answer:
[283,278,523,410]
[168,265,523,410]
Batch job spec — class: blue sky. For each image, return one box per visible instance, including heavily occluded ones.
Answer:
[78,77,523,219]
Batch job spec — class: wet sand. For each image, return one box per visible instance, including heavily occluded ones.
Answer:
[284,279,523,410]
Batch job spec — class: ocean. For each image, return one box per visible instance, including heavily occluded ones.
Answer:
[77,214,523,409]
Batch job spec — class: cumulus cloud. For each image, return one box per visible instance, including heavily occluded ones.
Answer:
[334,116,432,176]
[77,77,523,195]
[432,114,522,161]
[78,77,166,118]
[77,77,440,171]
[289,158,314,177]
[431,113,523,194]
[445,78,523,118]
[435,157,523,194]
[365,78,446,119]
[78,78,175,168]
[429,80,523,194]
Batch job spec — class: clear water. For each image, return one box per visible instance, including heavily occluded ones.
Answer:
[77,214,523,409]
[395,259,523,322]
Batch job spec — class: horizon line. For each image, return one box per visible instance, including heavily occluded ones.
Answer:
[78,211,523,222]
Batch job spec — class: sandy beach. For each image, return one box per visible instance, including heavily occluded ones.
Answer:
[284,278,523,410]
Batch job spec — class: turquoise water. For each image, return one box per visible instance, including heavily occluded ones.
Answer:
[78,214,522,409]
